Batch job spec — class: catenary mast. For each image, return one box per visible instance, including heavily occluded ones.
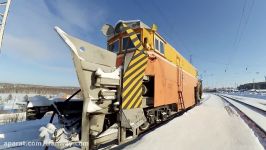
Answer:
[0,0,11,52]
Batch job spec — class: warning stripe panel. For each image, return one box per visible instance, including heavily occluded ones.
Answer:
[122,56,147,109]
[123,56,147,79]
[126,87,142,109]
[122,67,146,100]
[133,95,142,108]
[122,79,142,108]
[121,23,148,109]
[127,53,145,69]
[123,62,147,91]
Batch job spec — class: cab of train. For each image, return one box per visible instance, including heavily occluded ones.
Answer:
[103,20,167,68]
[105,20,166,55]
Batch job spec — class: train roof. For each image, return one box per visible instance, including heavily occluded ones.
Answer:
[115,20,151,30]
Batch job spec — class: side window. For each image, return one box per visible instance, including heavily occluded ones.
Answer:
[160,41,164,54]
[122,34,141,50]
[154,36,164,55]
[155,39,159,51]
[108,40,119,53]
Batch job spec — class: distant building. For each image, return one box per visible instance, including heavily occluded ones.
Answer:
[238,82,266,90]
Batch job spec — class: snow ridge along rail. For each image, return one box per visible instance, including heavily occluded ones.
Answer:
[220,94,266,113]
[216,94,266,134]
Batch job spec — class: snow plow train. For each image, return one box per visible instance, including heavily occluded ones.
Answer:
[28,20,202,149]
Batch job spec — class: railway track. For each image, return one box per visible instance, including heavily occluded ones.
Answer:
[220,94,266,113]
[216,94,266,135]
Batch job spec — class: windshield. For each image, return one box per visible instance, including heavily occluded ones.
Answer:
[108,39,119,53]
[122,34,141,50]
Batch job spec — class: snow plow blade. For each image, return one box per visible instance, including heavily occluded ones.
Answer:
[54,27,121,149]
[37,26,147,150]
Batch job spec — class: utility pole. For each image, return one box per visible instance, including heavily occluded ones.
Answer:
[253,78,255,89]
[0,0,12,52]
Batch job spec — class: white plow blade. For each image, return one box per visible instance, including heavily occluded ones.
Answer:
[54,26,118,149]
[54,26,85,61]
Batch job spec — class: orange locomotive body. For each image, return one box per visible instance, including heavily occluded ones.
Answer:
[144,51,198,109]
[111,20,200,111]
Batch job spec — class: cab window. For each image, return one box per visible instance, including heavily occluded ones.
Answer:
[154,36,164,55]
[122,34,141,50]
[108,40,120,53]
[160,41,164,54]
[155,39,159,50]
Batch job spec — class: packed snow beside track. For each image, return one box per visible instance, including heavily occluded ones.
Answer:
[221,94,266,111]
[0,94,264,150]
[220,95,266,133]
[228,91,266,100]
[223,94,266,108]
[121,94,264,150]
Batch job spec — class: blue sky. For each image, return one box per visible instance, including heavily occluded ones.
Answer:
[0,0,265,88]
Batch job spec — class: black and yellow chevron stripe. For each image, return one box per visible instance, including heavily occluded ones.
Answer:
[121,23,148,109]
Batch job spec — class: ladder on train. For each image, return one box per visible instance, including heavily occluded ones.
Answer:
[177,66,185,111]
[177,58,185,111]
[178,91,185,111]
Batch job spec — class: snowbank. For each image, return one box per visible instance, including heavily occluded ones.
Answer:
[0,116,58,149]
[0,94,264,150]
[121,94,264,150]
[0,112,26,125]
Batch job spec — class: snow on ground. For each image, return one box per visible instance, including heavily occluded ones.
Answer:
[219,94,266,133]
[229,92,266,100]
[0,93,55,100]
[121,94,264,150]
[0,93,48,110]
[0,116,58,150]
[223,94,266,111]
[0,93,264,150]
[0,112,26,125]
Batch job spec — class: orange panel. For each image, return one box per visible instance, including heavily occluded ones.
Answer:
[182,70,198,108]
[145,51,198,109]
[145,51,178,107]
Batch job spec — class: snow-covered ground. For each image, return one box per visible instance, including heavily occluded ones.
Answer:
[218,94,266,133]
[0,116,58,150]
[0,93,69,108]
[0,93,46,110]
[120,94,264,150]
[0,93,264,150]
[222,94,266,110]
[0,112,26,125]
[229,92,266,100]
[0,93,77,125]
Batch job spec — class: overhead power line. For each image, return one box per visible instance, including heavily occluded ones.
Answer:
[135,0,193,57]
[228,0,255,65]
[236,0,255,47]
[233,0,247,48]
